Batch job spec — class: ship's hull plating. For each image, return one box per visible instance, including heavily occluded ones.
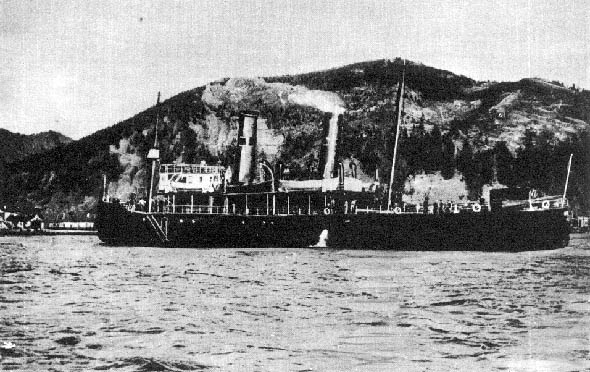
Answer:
[96,202,570,251]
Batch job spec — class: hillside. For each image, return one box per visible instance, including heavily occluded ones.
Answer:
[1,58,589,220]
[0,129,71,163]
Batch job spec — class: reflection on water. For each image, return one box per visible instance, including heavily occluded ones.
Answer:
[1,235,589,371]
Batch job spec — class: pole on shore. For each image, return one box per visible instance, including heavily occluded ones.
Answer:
[562,153,573,205]
[102,174,107,202]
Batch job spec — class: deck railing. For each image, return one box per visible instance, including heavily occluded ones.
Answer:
[119,195,564,217]
[163,204,225,214]
[157,204,318,216]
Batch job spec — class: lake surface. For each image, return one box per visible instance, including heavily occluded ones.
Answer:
[1,235,589,371]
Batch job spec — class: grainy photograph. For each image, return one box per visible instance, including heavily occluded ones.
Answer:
[0,1,589,371]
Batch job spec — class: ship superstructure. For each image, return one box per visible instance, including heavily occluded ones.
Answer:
[159,162,225,193]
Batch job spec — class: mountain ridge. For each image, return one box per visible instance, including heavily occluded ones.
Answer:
[0,129,71,164]
[1,58,588,219]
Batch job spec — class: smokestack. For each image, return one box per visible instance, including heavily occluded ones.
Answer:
[237,111,258,184]
[321,113,342,180]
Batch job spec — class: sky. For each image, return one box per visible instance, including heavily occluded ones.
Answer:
[0,0,588,139]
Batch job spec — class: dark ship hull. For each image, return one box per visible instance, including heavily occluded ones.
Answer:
[328,208,569,251]
[97,201,569,251]
[97,201,329,248]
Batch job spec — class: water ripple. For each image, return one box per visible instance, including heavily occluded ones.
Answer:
[0,235,588,371]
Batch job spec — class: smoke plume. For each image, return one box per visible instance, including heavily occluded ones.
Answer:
[287,87,345,115]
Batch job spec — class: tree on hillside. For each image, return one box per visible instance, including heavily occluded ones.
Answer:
[458,145,493,199]
[424,125,443,172]
[440,133,456,179]
[494,141,514,186]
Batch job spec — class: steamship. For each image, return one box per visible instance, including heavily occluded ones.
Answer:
[96,74,571,251]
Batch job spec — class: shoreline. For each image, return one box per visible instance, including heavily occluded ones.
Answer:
[0,230,586,240]
[0,229,96,236]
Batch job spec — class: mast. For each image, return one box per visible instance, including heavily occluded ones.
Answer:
[387,61,406,210]
[147,92,161,213]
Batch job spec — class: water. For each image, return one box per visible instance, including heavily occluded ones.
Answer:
[1,235,589,372]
